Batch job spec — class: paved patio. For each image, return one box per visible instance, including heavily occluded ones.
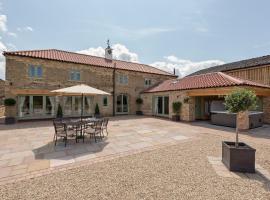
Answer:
[0,116,195,183]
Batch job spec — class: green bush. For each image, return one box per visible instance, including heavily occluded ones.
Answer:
[172,101,182,115]
[136,97,143,104]
[56,104,63,118]
[4,98,16,106]
[95,103,100,115]
[225,88,257,113]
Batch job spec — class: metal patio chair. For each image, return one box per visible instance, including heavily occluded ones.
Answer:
[84,119,103,143]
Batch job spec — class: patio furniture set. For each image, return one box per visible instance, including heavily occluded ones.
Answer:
[53,117,109,146]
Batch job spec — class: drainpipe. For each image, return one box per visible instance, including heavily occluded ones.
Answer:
[112,63,116,116]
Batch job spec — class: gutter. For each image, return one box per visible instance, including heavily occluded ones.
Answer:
[112,63,116,116]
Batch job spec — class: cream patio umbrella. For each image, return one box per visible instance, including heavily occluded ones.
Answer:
[51,84,111,118]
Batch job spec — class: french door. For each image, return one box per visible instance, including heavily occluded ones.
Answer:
[18,95,55,118]
[63,96,93,116]
[154,96,169,116]
[116,94,128,114]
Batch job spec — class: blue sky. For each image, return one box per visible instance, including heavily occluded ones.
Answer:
[1,0,270,79]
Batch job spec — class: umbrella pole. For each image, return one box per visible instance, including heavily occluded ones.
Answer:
[81,94,83,121]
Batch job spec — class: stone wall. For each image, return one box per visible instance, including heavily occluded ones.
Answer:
[0,79,4,104]
[141,91,195,122]
[4,55,173,118]
[263,96,270,123]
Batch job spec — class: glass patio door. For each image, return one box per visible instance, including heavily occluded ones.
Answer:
[155,96,169,116]
[18,95,55,118]
[63,96,93,116]
[116,94,128,114]
[33,96,43,116]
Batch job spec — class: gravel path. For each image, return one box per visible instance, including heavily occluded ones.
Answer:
[0,129,270,200]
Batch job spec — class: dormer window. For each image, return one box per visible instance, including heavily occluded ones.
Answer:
[28,65,43,78]
[69,71,81,81]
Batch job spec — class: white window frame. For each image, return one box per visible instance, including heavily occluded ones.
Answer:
[144,78,152,86]
[103,96,108,107]
[69,70,81,81]
[118,74,128,85]
[28,65,43,78]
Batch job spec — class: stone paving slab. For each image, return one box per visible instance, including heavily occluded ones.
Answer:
[0,116,192,185]
[207,156,270,183]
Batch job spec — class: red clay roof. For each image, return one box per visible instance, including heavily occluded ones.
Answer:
[144,72,270,93]
[3,49,176,77]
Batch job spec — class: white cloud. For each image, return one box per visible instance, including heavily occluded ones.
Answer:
[119,27,175,39]
[0,13,17,79]
[17,26,34,32]
[77,43,139,62]
[151,55,225,77]
[0,15,7,32]
[0,14,8,79]
[0,40,7,80]
[7,32,17,37]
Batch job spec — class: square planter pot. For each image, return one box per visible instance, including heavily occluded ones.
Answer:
[222,141,256,173]
[172,115,180,121]
[136,111,143,115]
[5,117,16,124]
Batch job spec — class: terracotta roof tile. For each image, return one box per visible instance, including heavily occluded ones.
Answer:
[143,72,270,93]
[3,49,176,77]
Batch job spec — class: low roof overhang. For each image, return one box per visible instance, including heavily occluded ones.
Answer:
[186,86,270,97]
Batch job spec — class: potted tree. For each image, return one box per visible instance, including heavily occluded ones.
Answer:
[136,97,143,115]
[95,103,100,118]
[223,88,257,173]
[4,98,16,124]
[172,101,182,121]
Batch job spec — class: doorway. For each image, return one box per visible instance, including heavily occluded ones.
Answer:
[154,96,169,116]
[116,94,129,114]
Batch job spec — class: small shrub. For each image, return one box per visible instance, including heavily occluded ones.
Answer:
[95,103,100,115]
[172,101,182,115]
[56,104,63,118]
[4,98,16,106]
[136,97,143,104]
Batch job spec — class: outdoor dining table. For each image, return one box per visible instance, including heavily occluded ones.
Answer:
[61,118,100,141]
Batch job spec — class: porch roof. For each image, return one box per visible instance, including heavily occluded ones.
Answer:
[143,72,270,93]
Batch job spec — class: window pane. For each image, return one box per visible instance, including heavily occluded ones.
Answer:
[76,72,80,80]
[19,96,30,117]
[74,96,82,115]
[45,96,55,116]
[64,96,72,115]
[84,96,92,115]
[33,96,43,115]
[37,66,42,77]
[103,96,108,106]
[70,72,74,80]
[29,66,35,77]
[164,96,169,115]
[158,97,163,114]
